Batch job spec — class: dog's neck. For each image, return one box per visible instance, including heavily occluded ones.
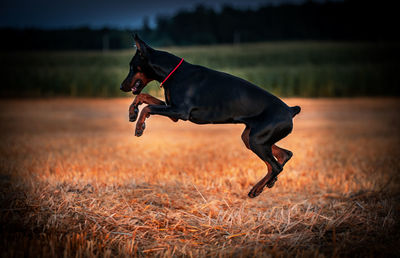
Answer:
[149,50,183,84]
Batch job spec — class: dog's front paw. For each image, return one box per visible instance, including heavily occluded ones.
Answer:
[129,106,139,122]
[135,122,146,137]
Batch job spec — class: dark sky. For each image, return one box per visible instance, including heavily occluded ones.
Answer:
[0,0,323,29]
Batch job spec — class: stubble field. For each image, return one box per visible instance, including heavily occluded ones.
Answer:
[1,98,399,257]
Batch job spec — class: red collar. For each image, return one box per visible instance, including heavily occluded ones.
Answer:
[159,58,184,88]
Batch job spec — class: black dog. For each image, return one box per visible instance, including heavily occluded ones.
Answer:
[120,35,301,198]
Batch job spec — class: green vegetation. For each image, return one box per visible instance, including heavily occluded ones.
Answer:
[1,41,399,97]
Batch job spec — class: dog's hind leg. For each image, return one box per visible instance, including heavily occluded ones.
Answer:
[243,126,292,167]
[245,144,293,195]
[129,93,178,122]
[247,120,293,198]
[247,139,282,198]
[242,125,276,195]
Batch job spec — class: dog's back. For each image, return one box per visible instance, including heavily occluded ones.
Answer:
[163,61,296,125]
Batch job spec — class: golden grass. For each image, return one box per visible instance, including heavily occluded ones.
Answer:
[1,98,399,257]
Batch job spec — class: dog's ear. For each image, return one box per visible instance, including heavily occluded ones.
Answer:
[133,34,152,58]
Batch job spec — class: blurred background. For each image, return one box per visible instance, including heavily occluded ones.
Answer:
[0,0,399,98]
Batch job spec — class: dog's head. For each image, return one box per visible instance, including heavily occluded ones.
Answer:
[120,34,155,94]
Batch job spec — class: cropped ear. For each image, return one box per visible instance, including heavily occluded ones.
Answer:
[133,34,152,58]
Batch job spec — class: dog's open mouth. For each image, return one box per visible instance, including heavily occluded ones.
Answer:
[131,79,143,94]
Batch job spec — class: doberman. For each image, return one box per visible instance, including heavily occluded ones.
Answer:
[120,34,301,198]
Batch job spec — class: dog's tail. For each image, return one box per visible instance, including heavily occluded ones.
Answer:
[290,106,301,118]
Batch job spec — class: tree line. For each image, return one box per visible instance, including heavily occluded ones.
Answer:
[0,0,397,50]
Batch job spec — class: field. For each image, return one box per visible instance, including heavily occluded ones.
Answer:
[1,41,399,98]
[1,98,399,257]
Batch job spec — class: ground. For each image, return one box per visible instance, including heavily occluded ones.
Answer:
[0,98,399,257]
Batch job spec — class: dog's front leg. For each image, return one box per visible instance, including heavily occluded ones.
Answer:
[135,105,185,137]
[129,93,178,123]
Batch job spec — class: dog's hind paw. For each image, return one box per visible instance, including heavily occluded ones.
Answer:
[135,122,145,137]
[248,187,263,198]
[129,106,139,122]
[248,183,266,198]
[266,177,277,188]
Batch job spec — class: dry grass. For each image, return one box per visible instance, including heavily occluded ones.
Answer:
[1,98,399,257]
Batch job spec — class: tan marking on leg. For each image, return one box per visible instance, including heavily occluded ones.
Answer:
[272,144,292,166]
[248,162,274,198]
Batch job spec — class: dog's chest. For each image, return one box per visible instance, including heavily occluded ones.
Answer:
[164,88,172,105]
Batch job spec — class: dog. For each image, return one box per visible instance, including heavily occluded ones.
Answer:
[120,34,301,198]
